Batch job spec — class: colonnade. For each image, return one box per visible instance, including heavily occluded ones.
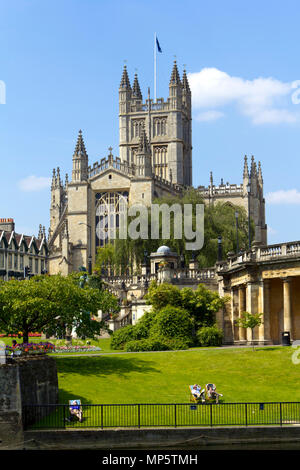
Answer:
[229,277,294,344]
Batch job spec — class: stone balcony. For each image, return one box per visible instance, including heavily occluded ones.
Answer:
[218,240,300,273]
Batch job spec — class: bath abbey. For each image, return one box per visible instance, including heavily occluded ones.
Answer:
[48,61,267,275]
[46,61,300,345]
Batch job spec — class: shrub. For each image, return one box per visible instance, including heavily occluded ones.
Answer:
[196,324,223,347]
[150,305,193,343]
[133,309,156,339]
[145,281,182,311]
[124,338,170,352]
[110,325,136,350]
[162,337,190,350]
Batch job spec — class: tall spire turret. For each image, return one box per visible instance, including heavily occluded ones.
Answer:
[169,61,181,85]
[136,126,152,177]
[119,64,132,115]
[243,155,249,179]
[38,224,43,240]
[51,168,56,189]
[250,155,257,179]
[258,161,263,187]
[182,69,190,92]
[169,61,182,109]
[132,73,142,100]
[74,130,87,157]
[72,129,88,182]
[182,68,191,109]
[120,64,131,90]
[243,155,250,195]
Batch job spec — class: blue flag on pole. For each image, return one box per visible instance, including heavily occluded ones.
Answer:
[156,37,162,53]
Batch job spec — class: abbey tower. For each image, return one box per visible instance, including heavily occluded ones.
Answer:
[119,62,192,186]
[48,62,267,275]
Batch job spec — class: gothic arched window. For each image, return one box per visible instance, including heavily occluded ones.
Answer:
[95,191,129,248]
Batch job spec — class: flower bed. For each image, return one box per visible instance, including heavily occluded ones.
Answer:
[5,341,101,355]
[6,342,55,355]
[0,332,42,338]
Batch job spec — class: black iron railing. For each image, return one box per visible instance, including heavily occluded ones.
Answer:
[23,402,300,430]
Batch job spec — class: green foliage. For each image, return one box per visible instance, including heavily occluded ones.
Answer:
[0,274,119,343]
[149,305,193,343]
[93,189,255,272]
[145,281,182,311]
[181,284,229,328]
[124,338,170,352]
[110,325,137,350]
[147,282,228,329]
[124,337,190,352]
[196,324,224,347]
[235,311,263,330]
[197,201,253,267]
[111,281,228,352]
[133,310,156,339]
[235,312,263,350]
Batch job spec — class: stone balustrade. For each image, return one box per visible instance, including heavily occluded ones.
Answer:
[218,240,300,272]
[197,183,244,196]
[102,267,216,290]
[88,156,135,179]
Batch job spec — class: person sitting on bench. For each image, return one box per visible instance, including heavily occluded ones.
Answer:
[69,400,83,422]
[191,384,205,402]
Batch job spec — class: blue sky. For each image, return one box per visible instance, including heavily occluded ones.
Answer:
[1,0,300,244]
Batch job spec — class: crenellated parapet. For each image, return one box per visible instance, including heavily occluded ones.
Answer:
[88,154,135,179]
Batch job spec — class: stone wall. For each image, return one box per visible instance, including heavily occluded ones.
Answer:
[0,355,58,448]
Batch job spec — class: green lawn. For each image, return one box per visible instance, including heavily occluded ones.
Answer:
[54,346,299,404]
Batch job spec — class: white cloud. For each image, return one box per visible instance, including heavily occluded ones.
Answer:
[266,189,300,204]
[267,226,278,236]
[196,110,225,122]
[188,68,300,125]
[18,175,51,192]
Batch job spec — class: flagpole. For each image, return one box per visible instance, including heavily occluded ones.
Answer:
[154,32,156,102]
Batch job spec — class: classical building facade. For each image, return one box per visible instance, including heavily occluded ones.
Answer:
[0,218,48,281]
[216,241,300,344]
[48,62,267,275]
[100,241,300,344]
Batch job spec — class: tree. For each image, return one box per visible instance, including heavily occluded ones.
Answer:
[180,284,229,329]
[144,281,182,311]
[146,281,229,329]
[0,273,119,343]
[235,311,263,351]
[111,281,229,351]
[149,305,194,344]
[93,188,255,272]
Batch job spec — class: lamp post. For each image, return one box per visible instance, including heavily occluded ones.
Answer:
[78,222,92,275]
[247,182,251,250]
[235,211,239,254]
[217,236,223,262]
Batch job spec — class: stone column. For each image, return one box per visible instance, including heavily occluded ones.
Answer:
[246,281,259,343]
[258,280,265,342]
[263,279,271,343]
[283,277,293,338]
[238,285,247,342]
[230,288,239,342]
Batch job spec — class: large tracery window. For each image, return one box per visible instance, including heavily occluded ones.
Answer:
[95,191,129,248]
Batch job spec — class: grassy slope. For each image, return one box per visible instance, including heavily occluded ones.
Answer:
[54,346,299,404]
